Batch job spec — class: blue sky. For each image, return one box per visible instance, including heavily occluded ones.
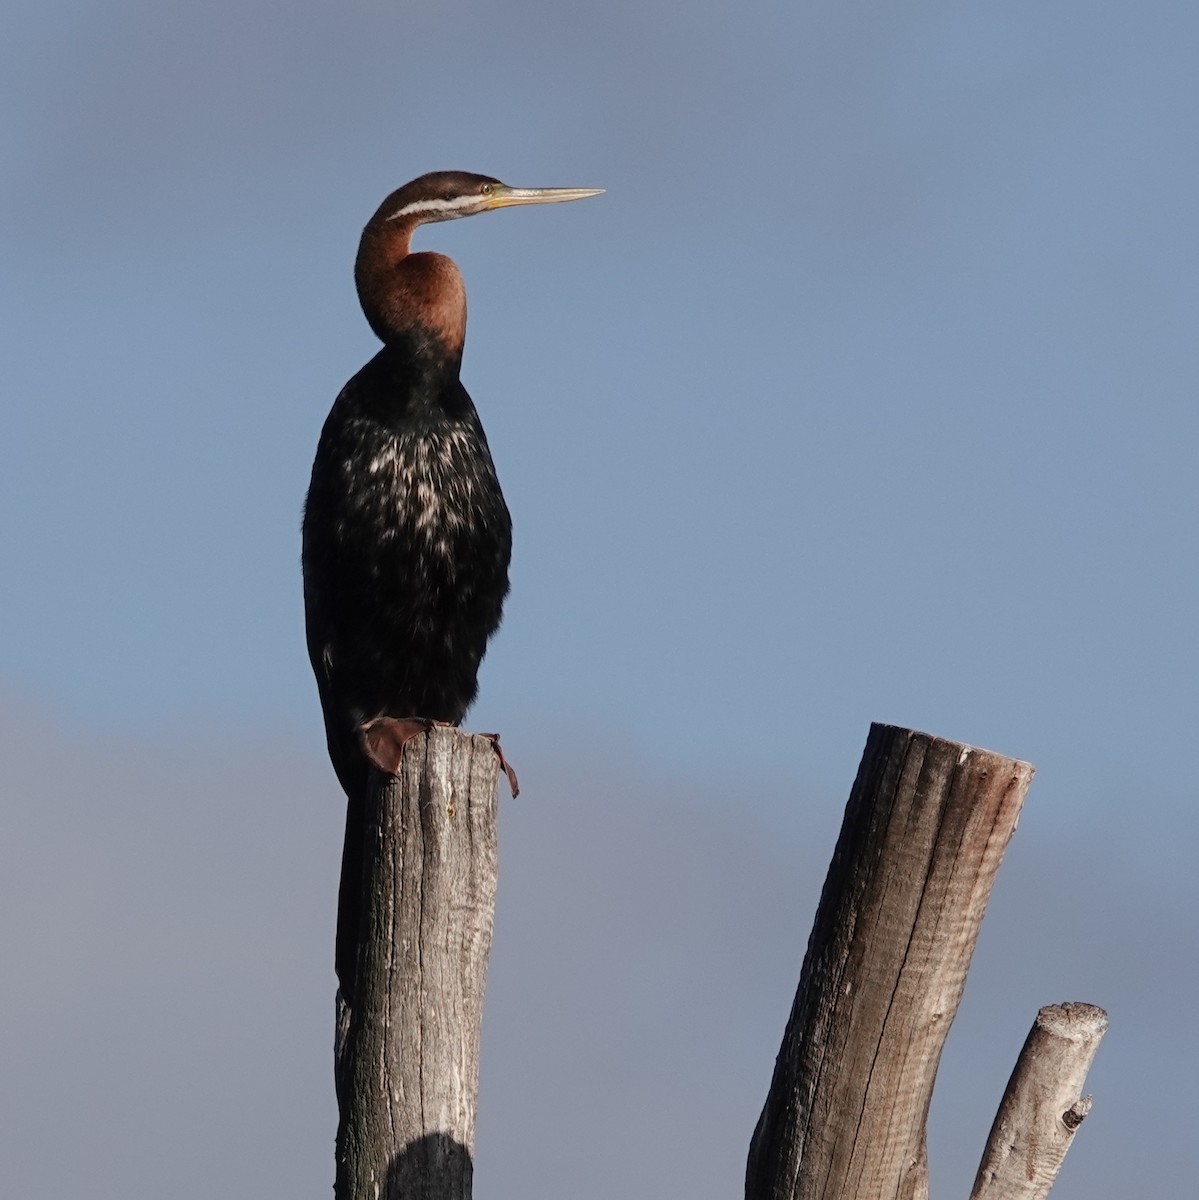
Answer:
[2,1,1197,1196]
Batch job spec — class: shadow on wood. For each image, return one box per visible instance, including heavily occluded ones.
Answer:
[383,1133,473,1200]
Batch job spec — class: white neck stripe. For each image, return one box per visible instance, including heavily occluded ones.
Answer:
[386,194,479,221]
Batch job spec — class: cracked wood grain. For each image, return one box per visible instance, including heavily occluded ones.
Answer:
[334,727,500,1200]
[746,724,1034,1200]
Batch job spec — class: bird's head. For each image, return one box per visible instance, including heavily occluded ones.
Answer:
[371,170,603,229]
[355,171,602,349]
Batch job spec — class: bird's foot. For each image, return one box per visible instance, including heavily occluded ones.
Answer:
[481,732,520,797]
[358,716,449,775]
[358,717,519,795]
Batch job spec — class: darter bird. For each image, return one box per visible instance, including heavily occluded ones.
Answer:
[302,170,602,1003]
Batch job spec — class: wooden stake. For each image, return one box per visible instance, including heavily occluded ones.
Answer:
[334,727,501,1200]
[746,723,1034,1200]
[970,1002,1108,1200]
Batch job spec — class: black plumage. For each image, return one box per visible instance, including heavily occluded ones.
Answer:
[302,170,600,1003]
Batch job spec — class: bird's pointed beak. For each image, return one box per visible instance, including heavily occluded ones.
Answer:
[486,185,605,210]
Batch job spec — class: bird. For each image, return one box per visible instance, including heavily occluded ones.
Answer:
[302,170,602,1004]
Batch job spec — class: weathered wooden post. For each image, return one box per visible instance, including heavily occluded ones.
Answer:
[746,723,1105,1200]
[334,727,501,1200]
[330,720,1104,1199]
[970,1002,1108,1200]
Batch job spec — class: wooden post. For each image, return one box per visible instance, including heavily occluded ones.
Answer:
[334,727,501,1200]
[746,724,1034,1200]
[970,1002,1108,1200]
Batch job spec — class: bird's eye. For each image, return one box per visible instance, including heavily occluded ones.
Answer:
[480,183,493,197]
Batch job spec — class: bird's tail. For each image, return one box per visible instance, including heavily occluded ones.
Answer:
[335,782,367,1009]
[326,715,370,1010]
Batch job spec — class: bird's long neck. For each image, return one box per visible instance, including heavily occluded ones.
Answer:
[355,220,467,369]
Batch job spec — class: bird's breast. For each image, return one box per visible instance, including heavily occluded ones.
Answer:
[343,423,506,565]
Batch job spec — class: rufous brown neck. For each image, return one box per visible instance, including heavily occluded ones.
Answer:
[354,219,467,358]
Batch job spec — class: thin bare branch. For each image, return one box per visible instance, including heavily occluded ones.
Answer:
[970,1002,1108,1200]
